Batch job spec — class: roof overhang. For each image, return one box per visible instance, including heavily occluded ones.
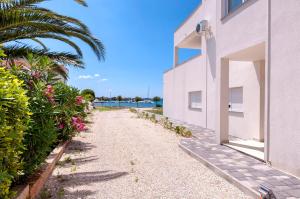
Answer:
[177,31,202,49]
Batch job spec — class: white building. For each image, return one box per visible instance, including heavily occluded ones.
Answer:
[163,0,300,177]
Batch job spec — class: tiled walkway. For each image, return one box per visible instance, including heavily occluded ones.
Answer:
[168,119,300,199]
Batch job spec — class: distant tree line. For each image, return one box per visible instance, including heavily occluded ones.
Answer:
[96,96,161,102]
[95,96,162,107]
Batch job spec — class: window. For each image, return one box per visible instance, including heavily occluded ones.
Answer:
[227,0,248,14]
[189,91,202,110]
[229,87,243,112]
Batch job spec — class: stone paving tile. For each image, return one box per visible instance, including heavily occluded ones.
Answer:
[173,120,300,199]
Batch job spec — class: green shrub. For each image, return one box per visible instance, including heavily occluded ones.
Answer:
[0,68,30,198]
[23,82,57,176]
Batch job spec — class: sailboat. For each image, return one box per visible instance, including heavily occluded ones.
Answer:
[144,86,154,103]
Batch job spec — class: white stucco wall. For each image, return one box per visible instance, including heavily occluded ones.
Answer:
[229,61,264,140]
[163,55,207,127]
[216,0,268,58]
[269,0,300,177]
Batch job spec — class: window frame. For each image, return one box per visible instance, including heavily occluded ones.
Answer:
[188,91,202,110]
[225,0,248,16]
[229,86,244,113]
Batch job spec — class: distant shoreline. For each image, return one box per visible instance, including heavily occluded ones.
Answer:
[94,100,163,108]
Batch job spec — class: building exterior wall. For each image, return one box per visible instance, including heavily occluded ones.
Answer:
[164,0,300,177]
[269,0,300,176]
[163,55,207,127]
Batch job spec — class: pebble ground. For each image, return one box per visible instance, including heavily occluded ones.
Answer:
[39,110,252,199]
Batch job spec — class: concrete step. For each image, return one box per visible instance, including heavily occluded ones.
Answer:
[223,143,265,161]
[228,139,264,152]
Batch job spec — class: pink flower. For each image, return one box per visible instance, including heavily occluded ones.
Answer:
[44,85,55,104]
[71,116,86,132]
[46,85,54,94]
[58,123,65,130]
[32,71,41,79]
[75,96,84,105]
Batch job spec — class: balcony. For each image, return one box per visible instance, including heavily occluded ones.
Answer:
[174,3,204,48]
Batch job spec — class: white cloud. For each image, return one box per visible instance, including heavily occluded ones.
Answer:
[94,74,100,77]
[101,78,108,82]
[78,75,93,79]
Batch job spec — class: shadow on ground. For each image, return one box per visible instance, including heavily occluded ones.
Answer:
[56,155,99,168]
[65,140,96,154]
[40,171,128,199]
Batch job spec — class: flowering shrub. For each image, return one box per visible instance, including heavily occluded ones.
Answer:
[23,81,58,175]
[10,57,88,177]
[0,68,30,198]
[54,82,87,141]
[3,55,89,195]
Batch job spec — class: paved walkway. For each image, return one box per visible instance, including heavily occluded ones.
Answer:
[40,110,251,199]
[171,120,300,199]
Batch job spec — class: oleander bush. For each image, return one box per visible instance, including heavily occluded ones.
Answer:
[10,56,88,177]
[23,82,58,176]
[54,82,87,141]
[0,68,30,199]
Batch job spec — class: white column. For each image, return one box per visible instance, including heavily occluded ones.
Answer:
[216,58,229,144]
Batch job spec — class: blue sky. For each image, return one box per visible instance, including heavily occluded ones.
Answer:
[42,0,201,98]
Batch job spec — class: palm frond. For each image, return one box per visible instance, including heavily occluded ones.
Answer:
[2,44,84,68]
[74,0,87,7]
[0,10,105,60]
[0,0,105,68]
[29,38,47,49]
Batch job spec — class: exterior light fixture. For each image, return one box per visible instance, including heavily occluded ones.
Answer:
[258,185,276,199]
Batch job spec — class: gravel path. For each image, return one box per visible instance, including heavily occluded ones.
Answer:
[40,110,252,199]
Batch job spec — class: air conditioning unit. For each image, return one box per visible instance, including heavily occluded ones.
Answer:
[196,20,209,35]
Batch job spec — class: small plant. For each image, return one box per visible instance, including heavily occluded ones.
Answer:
[39,187,52,199]
[71,165,77,172]
[57,187,65,199]
[129,108,137,113]
[130,160,135,166]
[131,110,192,138]
[64,156,72,164]
[182,130,192,138]
[150,114,157,123]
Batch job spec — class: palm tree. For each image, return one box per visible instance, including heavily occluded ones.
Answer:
[117,95,122,107]
[134,96,142,108]
[152,96,161,107]
[0,0,105,68]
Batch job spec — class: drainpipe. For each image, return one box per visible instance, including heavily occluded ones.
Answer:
[265,0,271,163]
[205,36,208,129]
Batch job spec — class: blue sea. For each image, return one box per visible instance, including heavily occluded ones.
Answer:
[94,100,163,108]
